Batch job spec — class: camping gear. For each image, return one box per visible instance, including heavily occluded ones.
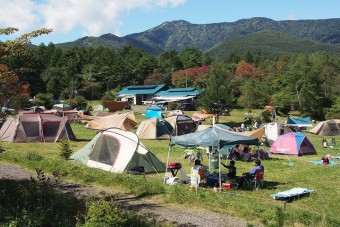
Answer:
[0,113,76,142]
[71,128,166,173]
[168,124,258,191]
[166,115,197,135]
[167,162,182,177]
[271,188,314,201]
[309,119,340,136]
[136,118,174,139]
[85,112,137,131]
[309,161,339,165]
[270,132,316,156]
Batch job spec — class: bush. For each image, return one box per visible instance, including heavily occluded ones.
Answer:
[58,141,73,160]
[66,96,87,110]
[26,152,44,161]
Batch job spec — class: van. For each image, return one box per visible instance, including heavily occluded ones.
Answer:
[180,103,196,111]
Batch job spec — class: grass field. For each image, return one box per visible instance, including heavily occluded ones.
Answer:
[0,107,339,226]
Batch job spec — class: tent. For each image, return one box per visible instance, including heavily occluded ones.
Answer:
[309,119,340,136]
[240,127,265,140]
[0,113,76,142]
[70,128,166,173]
[166,115,197,135]
[169,124,258,190]
[145,105,163,119]
[53,103,73,111]
[85,112,137,131]
[270,132,316,156]
[136,118,174,139]
[287,117,313,127]
[264,122,292,145]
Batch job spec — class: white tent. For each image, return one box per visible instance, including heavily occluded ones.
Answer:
[264,122,292,145]
[70,128,166,173]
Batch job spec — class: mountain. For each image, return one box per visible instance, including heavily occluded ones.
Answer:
[207,29,340,58]
[56,17,340,56]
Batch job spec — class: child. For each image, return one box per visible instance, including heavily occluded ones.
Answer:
[221,160,236,179]
[322,156,330,165]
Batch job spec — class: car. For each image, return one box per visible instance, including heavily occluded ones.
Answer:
[180,103,196,111]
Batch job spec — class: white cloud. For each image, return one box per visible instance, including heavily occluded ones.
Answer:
[287,12,297,20]
[0,0,185,37]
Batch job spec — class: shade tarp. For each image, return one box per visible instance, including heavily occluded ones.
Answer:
[170,124,258,147]
[287,117,313,127]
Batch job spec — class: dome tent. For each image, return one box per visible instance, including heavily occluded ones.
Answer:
[270,132,316,156]
[71,128,165,173]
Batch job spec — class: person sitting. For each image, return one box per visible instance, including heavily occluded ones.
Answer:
[238,159,264,189]
[191,159,207,181]
[221,160,236,179]
[322,156,330,165]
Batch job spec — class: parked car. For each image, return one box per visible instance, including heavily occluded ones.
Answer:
[180,103,196,111]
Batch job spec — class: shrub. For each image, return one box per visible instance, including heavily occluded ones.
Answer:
[66,96,87,110]
[58,141,73,160]
[26,152,44,161]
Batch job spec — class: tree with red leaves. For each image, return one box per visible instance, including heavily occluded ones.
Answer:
[0,64,30,109]
[235,61,261,79]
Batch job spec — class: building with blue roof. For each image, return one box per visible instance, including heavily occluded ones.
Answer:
[117,85,200,105]
[116,85,168,105]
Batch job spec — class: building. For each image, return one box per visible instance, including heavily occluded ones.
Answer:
[116,85,168,105]
[153,87,200,102]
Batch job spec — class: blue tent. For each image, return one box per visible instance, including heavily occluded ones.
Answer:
[145,105,163,118]
[287,117,312,127]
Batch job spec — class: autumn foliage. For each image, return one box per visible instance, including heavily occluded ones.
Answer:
[0,64,30,107]
[172,65,210,86]
[235,61,261,79]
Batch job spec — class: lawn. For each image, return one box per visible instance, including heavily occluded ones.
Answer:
[0,108,339,226]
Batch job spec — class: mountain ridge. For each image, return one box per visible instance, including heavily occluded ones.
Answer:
[54,17,340,56]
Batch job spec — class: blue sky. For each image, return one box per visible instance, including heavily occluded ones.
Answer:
[0,0,339,45]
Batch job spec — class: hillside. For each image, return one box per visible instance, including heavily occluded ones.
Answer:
[55,17,340,56]
[207,29,340,58]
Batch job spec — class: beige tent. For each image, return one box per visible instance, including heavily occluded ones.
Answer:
[0,113,76,142]
[166,115,197,135]
[240,127,265,140]
[309,119,340,136]
[136,118,174,139]
[85,112,137,131]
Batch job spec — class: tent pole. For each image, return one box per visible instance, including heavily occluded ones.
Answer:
[164,144,172,183]
[218,147,221,192]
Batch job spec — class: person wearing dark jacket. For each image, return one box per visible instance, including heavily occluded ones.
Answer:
[221,160,237,179]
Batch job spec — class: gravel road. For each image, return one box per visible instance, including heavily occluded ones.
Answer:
[0,162,248,227]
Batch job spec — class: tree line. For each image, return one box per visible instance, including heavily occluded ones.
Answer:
[1,29,340,120]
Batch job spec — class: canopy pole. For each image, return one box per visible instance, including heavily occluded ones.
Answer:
[164,144,172,183]
[218,147,221,192]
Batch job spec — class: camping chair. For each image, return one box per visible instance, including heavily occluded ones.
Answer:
[244,169,264,190]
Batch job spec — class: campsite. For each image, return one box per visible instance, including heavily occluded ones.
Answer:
[0,106,339,226]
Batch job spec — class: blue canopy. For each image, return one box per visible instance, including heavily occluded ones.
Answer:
[287,117,312,127]
[170,124,258,147]
[145,105,163,118]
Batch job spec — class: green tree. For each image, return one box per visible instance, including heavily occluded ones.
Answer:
[199,66,234,122]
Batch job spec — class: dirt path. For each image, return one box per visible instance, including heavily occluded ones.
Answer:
[0,162,248,227]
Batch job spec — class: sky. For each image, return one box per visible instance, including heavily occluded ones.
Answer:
[0,0,339,45]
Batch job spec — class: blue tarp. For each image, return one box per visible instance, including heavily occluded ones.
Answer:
[145,105,163,118]
[287,117,312,127]
[271,188,314,200]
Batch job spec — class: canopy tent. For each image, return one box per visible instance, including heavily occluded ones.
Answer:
[270,132,316,156]
[136,118,174,139]
[0,113,76,142]
[287,117,313,127]
[309,119,340,136]
[71,128,166,173]
[168,124,259,190]
[85,112,137,131]
[240,127,265,140]
[145,105,163,119]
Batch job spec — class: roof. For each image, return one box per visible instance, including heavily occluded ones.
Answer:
[155,87,200,97]
[117,85,167,95]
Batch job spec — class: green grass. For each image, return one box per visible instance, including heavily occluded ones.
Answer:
[1,109,340,226]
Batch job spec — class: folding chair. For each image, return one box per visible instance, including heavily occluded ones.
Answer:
[245,169,264,190]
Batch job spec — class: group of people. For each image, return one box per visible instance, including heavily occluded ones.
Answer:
[221,159,265,189]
